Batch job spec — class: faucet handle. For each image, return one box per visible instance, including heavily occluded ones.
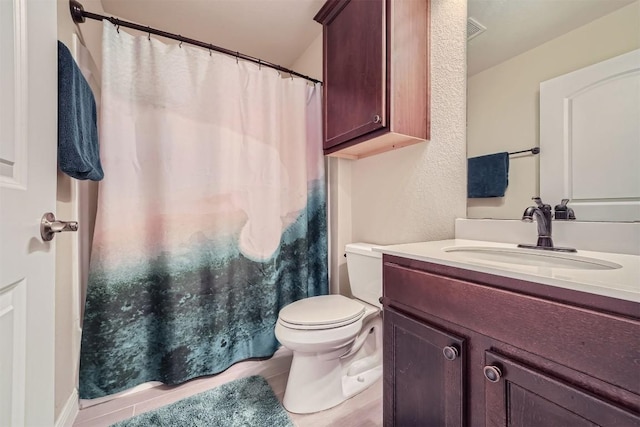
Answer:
[532,197,551,210]
[554,199,576,220]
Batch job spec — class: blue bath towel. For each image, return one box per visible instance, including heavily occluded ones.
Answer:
[467,152,509,198]
[58,41,103,181]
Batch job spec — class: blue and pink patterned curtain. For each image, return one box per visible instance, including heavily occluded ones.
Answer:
[79,22,327,399]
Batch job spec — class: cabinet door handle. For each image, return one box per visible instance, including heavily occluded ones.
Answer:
[442,345,459,361]
[483,365,502,383]
[373,114,381,124]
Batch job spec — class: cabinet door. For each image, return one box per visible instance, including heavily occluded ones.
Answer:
[384,308,465,427]
[484,351,639,427]
[323,0,386,149]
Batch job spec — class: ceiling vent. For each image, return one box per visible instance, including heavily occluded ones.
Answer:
[467,17,486,41]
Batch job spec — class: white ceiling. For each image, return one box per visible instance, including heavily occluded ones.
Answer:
[99,0,636,78]
[467,0,637,76]
[100,0,324,69]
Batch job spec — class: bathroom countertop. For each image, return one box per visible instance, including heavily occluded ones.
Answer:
[375,239,640,303]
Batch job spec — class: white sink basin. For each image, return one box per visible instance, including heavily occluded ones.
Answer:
[443,246,622,270]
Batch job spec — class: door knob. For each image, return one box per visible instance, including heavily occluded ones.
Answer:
[41,212,78,241]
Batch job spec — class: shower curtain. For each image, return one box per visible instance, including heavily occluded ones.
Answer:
[78,22,327,399]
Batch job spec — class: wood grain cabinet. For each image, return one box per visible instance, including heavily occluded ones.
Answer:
[384,308,465,427]
[483,351,639,427]
[314,0,430,159]
[382,255,640,427]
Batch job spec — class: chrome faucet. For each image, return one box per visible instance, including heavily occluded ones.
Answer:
[518,197,576,252]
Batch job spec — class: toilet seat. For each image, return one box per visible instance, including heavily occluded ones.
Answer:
[278,295,365,330]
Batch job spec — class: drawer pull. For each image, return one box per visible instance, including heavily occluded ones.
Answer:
[373,114,381,124]
[483,365,502,383]
[442,345,459,361]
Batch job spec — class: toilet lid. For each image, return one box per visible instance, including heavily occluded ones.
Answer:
[279,295,365,329]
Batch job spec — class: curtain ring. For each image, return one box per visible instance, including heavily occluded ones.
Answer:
[147,27,151,41]
[115,18,120,33]
[179,37,183,48]
[258,59,261,70]
[236,52,239,64]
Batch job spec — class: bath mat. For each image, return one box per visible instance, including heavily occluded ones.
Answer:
[111,375,293,427]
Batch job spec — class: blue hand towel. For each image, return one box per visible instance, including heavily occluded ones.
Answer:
[467,152,509,198]
[58,41,104,181]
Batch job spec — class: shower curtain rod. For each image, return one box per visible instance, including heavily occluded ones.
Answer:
[69,0,323,85]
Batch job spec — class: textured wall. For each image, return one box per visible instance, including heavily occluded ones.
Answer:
[293,0,467,295]
[351,0,468,245]
[467,2,640,220]
[290,0,468,294]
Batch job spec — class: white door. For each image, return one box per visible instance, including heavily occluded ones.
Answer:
[540,49,640,222]
[0,1,58,426]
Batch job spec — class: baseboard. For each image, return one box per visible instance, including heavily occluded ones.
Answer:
[79,381,163,409]
[55,388,79,427]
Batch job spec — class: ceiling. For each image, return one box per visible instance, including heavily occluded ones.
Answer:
[467,0,637,76]
[100,0,324,69]
[99,0,636,78]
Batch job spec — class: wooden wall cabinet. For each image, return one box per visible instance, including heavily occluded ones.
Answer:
[382,255,640,427]
[314,0,430,159]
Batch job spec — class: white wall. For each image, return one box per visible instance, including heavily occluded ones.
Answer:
[467,2,640,219]
[290,32,322,81]
[56,0,104,422]
[290,0,468,296]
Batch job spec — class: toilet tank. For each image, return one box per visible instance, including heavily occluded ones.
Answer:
[345,243,383,308]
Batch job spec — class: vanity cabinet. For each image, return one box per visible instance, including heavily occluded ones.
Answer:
[382,255,640,427]
[314,0,430,159]
[384,308,465,426]
[483,351,639,427]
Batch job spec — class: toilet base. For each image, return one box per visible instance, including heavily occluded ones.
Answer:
[282,316,383,414]
[282,350,382,414]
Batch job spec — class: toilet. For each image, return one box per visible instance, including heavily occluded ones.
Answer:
[275,242,383,414]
